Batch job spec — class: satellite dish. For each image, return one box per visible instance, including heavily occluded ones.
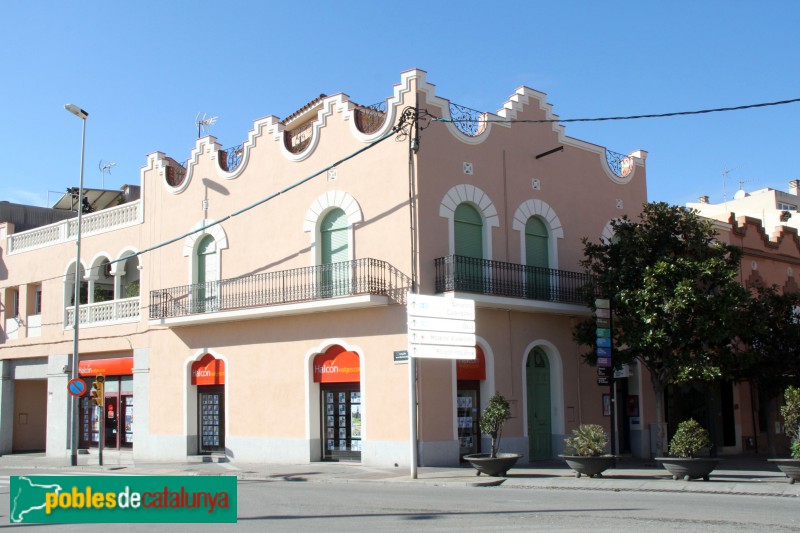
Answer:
[99,160,117,189]
[196,112,218,138]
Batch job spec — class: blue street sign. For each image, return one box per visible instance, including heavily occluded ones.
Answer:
[67,378,87,397]
[596,347,612,357]
[597,337,612,348]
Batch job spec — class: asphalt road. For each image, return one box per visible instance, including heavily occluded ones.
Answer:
[1,469,797,532]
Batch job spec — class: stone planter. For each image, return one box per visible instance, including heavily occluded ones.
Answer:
[655,457,720,481]
[768,459,800,484]
[559,455,617,478]
[463,453,521,477]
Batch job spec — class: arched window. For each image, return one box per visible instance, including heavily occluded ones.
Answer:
[454,203,484,293]
[525,217,550,299]
[454,204,483,259]
[194,235,219,312]
[320,209,350,297]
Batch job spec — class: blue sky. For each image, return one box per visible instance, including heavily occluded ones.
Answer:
[2,1,799,209]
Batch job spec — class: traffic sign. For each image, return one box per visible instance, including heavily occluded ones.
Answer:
[67,378,87,398]
[596,318,611,328]
[597,356,612,367]
[596,347,612,357]
[596,308,610,319]
[597,337,612,348]
[407,293,475,320]
[595,298,610,309]
[407,316,476,333]
[409,344,476,360]
[596,328,611,338]
[408,330,476,347]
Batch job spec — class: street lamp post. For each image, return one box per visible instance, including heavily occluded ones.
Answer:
[65,103,88,467]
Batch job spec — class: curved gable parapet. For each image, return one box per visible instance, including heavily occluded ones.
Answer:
[439,184,499,227]
[211,115,281,180]
[417,72,508,146]
[303,190,363,232]
[730,214,800,253]
[159,137,222,194]
[512,200,564,239]
[182,220,229,257]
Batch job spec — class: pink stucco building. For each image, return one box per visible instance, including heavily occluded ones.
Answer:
[0,69,651,465]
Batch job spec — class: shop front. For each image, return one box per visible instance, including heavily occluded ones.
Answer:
[313,345,361,461]
[192,353,225,454]
[456,346,485,458]
[79,357,134,450]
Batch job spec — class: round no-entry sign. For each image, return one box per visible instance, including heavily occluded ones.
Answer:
[67,378,87,397]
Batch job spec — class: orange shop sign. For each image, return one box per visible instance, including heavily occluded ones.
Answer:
[192,354,225,386]
[79,357,133,377]
[313,346,360,383]
[456,346,485,381]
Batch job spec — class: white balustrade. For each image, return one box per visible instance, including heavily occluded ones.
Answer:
[7,200,142,254]
[27,314,41,338]
[4,318,19,340]
[64,297,141,328]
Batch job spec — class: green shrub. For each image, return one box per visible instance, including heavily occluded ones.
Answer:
[780,386,800,459]
[479,393,511,458]
[564,424,608,457]
[668,419,711,458]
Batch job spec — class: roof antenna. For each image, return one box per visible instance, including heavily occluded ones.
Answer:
[99,160,116,190]
[196,112,218,138]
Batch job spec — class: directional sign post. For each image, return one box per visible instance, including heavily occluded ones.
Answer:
[595,298,615,455]
[406,293,477,481]
[407,294,476,360]
[67,378,87,398]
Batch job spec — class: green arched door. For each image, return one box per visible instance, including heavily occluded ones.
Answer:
[454,203,483,292]
[320,208,349,297]
[525,217,549,299]
[526,347,552,460]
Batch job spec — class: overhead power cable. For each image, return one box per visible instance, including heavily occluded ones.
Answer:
[0,126,402,292]
[434,97,800,125]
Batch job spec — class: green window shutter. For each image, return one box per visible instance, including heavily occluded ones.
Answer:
[525,217,549,269]
[196,235,217,284]
[321,209,349,264]
[454,204,483,259]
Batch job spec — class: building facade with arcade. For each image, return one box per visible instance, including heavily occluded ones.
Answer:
[0,69,652,466]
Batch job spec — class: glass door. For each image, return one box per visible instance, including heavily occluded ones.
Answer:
[198,385,225,453]
[457,384,480,458]
[321,385,361,461]
[104,395,119,449]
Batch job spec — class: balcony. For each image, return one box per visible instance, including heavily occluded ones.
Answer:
[65,297,141,329]
[434,255,591,314]
[6,200,143,255]
[149,258,410,325]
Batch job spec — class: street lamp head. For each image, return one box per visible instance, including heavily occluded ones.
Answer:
[64,103,88,119]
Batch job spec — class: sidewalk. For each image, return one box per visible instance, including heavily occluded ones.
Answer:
[1,453,797,498]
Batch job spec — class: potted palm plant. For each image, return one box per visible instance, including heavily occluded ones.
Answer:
[768,385,800,484]
[656,418,719,481]
[560,424,616,478]
[463,393,521,477]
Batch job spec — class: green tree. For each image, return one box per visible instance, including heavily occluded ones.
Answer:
[574,202,747,456]
[736,286,800,454]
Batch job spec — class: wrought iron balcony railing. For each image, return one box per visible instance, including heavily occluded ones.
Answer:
[150,258,411,320]
[434,255,590,305]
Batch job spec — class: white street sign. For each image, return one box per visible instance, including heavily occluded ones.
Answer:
[407,293,475,320]
[407,316,476,333]
[409,344,476,360]
[408,330,476,347]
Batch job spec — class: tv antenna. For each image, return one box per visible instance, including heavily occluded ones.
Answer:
[99,160,116,189]
[196,112,218,138]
